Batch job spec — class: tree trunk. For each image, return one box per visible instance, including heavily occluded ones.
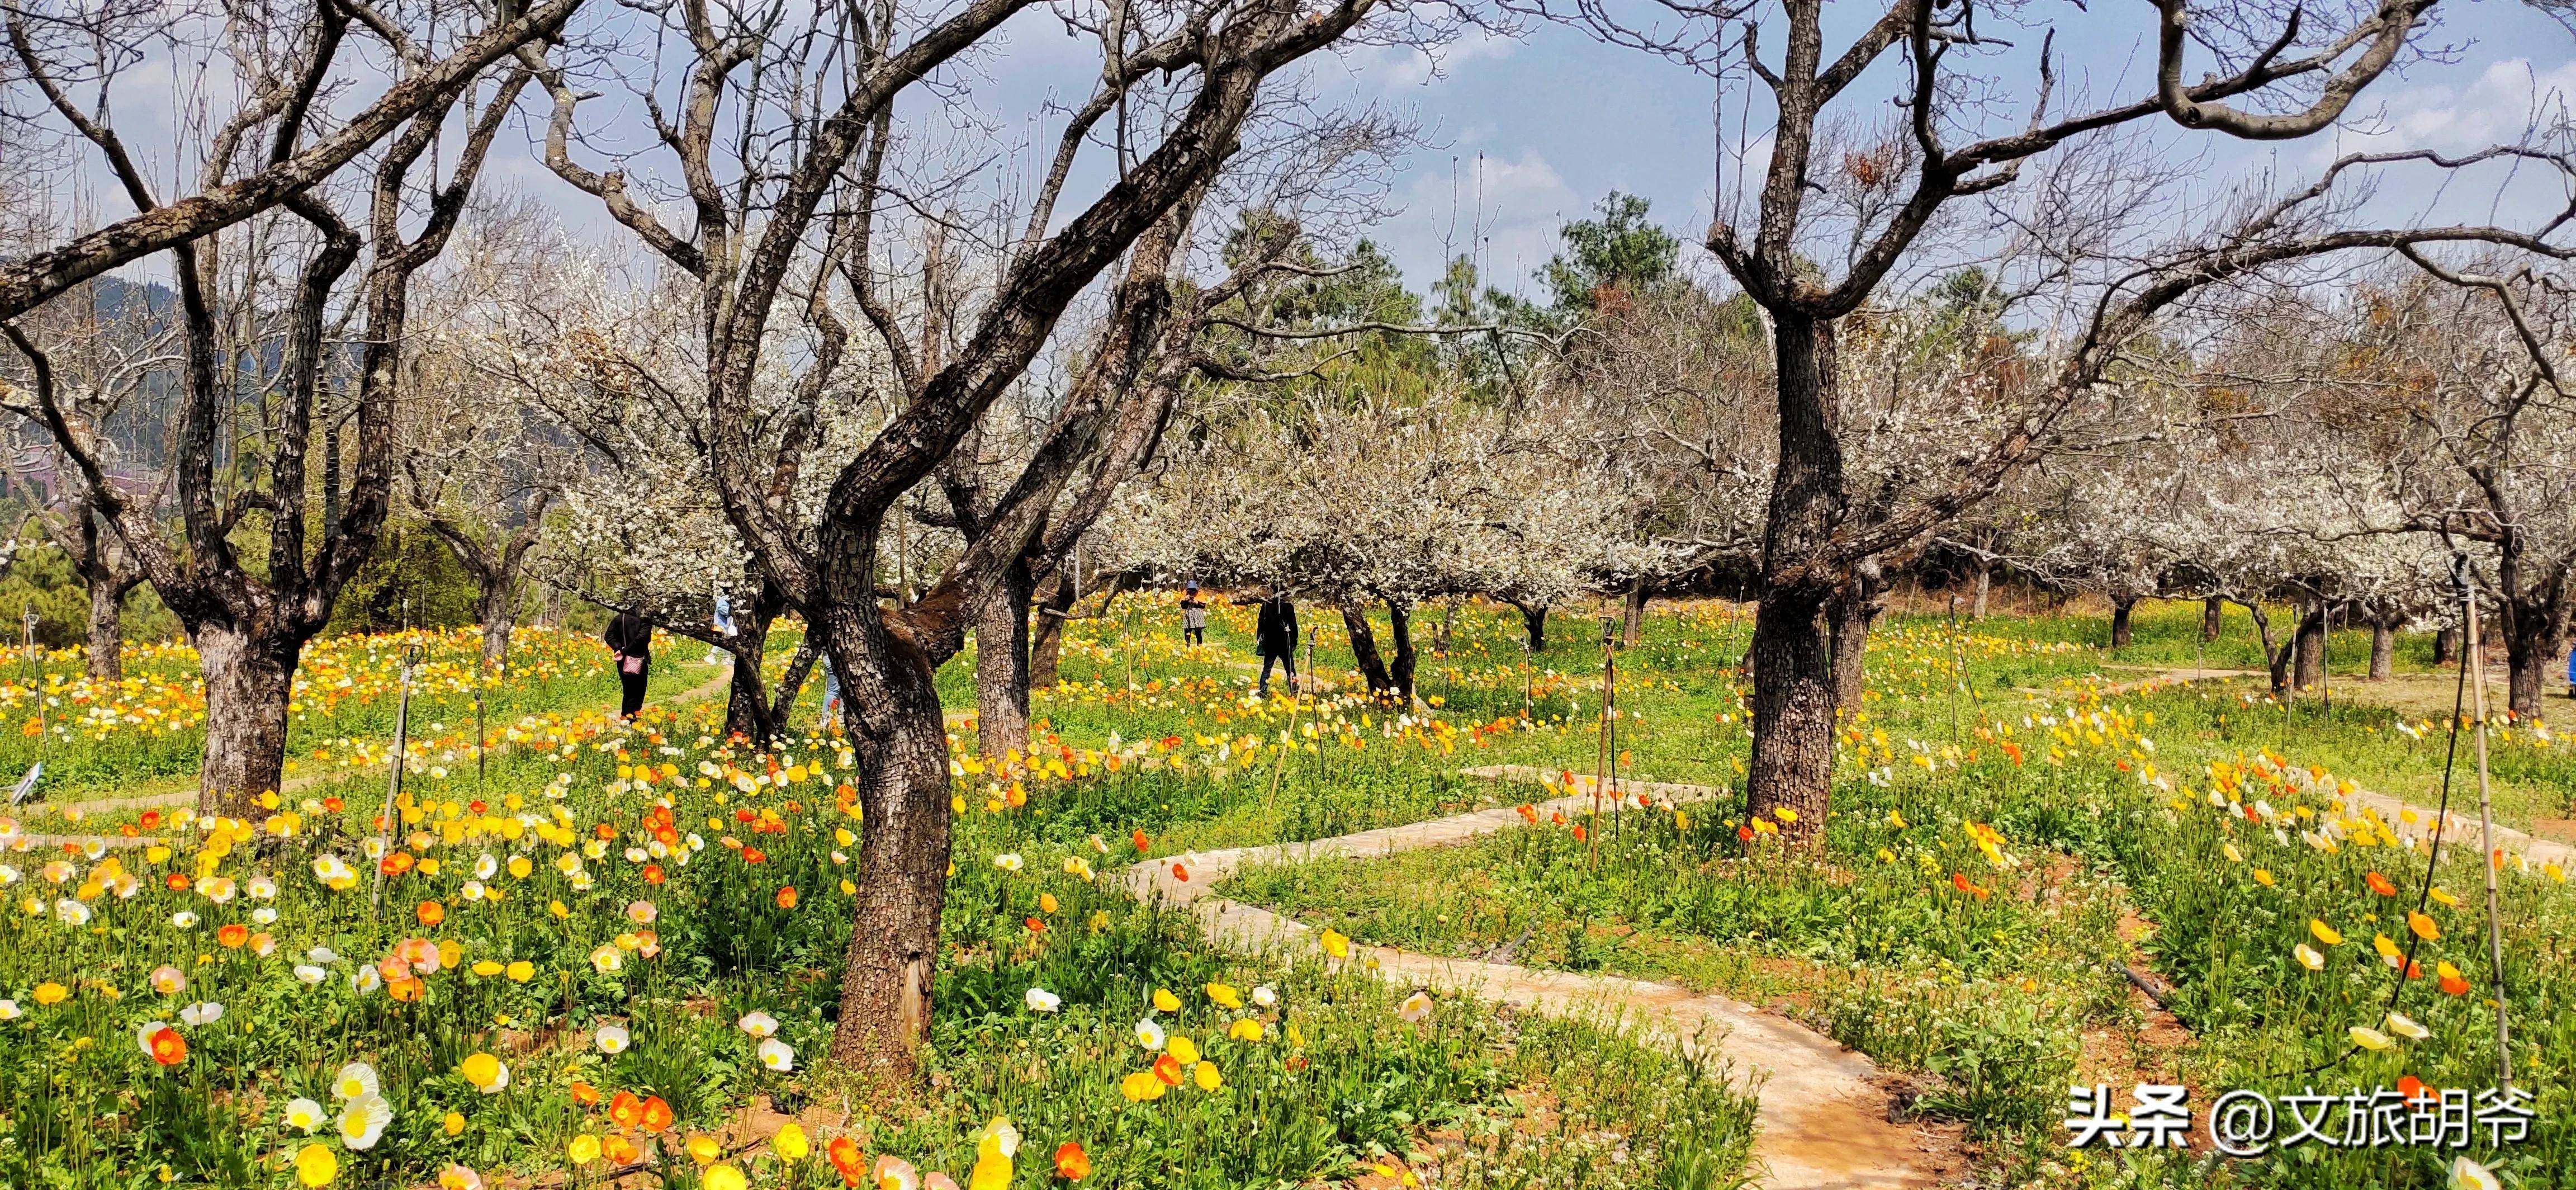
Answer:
[1026,568,1079,691]
[475,581,515,673]
[2434,627,2459,667]
[1746,311,1844,846]
[2499,596,2562,720]
[2110,597,2137,650]
[826,612,954,1085]
[2369,620,2396,681]
[1828,582,1879,718]
[2292,602,2326,691]
[1511,601,1547,653]
[1620,580,1646,648]
[1971,564,1991,619]
[1385,598,1417,706]
[86,575,127,683]
[1343,605,1394,698]
[2202,596,2224,642]
[193,623,299,819]
[722,613,776,743]
[974,560,1035,757]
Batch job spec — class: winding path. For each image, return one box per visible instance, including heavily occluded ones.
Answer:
[1123,764,1956,1190]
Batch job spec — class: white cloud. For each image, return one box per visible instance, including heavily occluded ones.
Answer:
[1359,26,1521,91]
[1372,147,1581,290]
[2312,58,2576,164]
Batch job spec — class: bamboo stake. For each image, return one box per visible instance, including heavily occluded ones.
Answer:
[2461,585,2514,1091]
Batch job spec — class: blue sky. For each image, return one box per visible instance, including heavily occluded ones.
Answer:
[1292,1,2576,296]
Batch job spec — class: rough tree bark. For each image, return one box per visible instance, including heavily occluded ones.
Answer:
[2498,591,2566,719]
[1385,598,1417,706]
[2435,627,2460,667]
[1505,598,1547,653]
[1828,560,1883,718]
[1620,581,1646,648]
[1745,312,1843,844]
[974,558,1035,756]
[2203,595,2225,641]
[2369,617,2397,681]
[192,625,299,804]
[2110,597,2138,650]
[2292,599,2327,691]
[1343,605,1394,698]
[1026,568,1082,690]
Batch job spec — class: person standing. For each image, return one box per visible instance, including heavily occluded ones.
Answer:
[1254,591,1298,697]
[605,611,653,720]
[704,592,733,665]
[1180,584,1209,646]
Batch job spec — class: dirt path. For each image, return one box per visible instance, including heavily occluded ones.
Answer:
[2085,668,2574,866]
[7,663,737,849]
[1125,766,1957,1190]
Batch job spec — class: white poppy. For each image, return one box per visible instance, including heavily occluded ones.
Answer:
[169,910,197,929]
[737,1011,779,1038]
[758,1037,794,1071]
[1251,985,1278,1008]
[293,965,328,985]
[332,1062,380,1101]
[54,898,91,925]
[1024,987,1062,1013]
[595,1024,631,1055]
[283,1097,326,1134]
[337,1094,392,1150]
[179,1002,224,1027]
[1133,1017,1167,1051]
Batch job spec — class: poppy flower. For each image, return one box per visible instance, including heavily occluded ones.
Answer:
[417,900,446,927]
[643,863,666,884]
[141,1023,187,1066]
[828,1137,867,1184]
[2366,871,2398,896]
[217,923,250,948]
[1153,1054,1184,1085]
[1053,1141,1090,1181]
[776,886,798,909]
[1132,830,1152,852]
[2398,1075,2432,1103]
[2408,911,2440,941]
[611,1092,645,1129]
[641,1095,674,1132]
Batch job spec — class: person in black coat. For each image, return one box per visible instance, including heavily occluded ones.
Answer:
[604,612,653,719]
[1254,592,1298,696]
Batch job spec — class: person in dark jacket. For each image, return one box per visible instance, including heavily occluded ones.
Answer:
[1254,592,1298,697]
[604,612,653,719]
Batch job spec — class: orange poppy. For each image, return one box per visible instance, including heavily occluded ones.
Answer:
[640,1095,674,1132]
[418,901,447,927]
[165,873,191,891]
[2365,871,2397,897]
[1054,1141,1091,1181]
[1169,862,1189,882]
[775,886,798,909]
[827,1137,866,1185]
[2441,974,2471,995]
[643,864,666,885]
[603,1135,641,1164]
[146,1026,187,1066]
[1153,1054,1183,1086]
[389,977,424,1002]
[611,1092,645,1129]
[1131,830,1152,853]
[741,847,767,865]
[570,1081,600,1106]
[216,923,249,949]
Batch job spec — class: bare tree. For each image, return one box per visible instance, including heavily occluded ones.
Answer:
[1529,0,2576,840]
[0,0,585,320]
[533,0,1419,1077]
[4,2,541,814]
